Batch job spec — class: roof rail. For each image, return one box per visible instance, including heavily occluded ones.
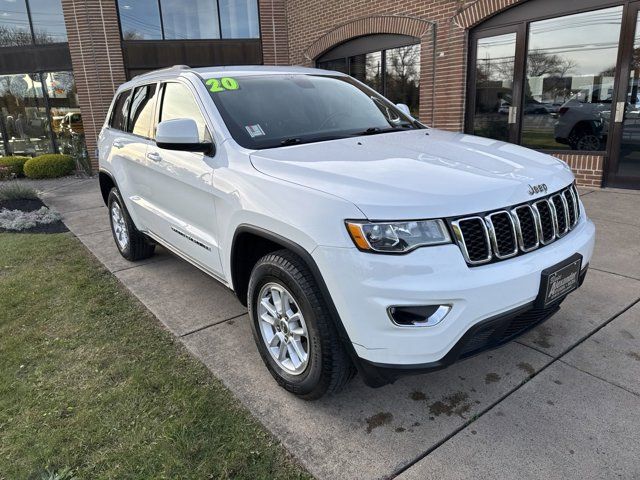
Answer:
[131,64,192,80]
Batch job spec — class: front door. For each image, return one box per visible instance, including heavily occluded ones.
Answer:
[608,2,640,189]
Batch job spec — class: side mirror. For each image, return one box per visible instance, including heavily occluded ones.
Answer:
[395,103,412,117]
[156,118,214,154]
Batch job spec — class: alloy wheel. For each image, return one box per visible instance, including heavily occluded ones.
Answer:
[111,202,129,250]
[257,282,310,375]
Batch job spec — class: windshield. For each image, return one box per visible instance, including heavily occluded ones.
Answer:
[202,74,423,149]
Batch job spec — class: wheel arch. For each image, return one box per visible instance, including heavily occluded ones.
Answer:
[230,224,365,375]
[98,169,117,206]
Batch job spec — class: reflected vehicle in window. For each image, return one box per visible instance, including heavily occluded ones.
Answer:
[99,66,595,399]
[553,87,612,151]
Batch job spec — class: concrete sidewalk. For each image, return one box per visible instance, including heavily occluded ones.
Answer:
[32,178,640,479]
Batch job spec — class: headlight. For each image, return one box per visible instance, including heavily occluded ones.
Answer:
[345,219,451,253]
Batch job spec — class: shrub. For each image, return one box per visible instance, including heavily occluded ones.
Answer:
[0,206,61,231]
[0,182,38,201]
[0,156,31,177]
[24,154,75,179]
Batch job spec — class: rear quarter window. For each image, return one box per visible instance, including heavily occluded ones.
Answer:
[110,90,131,131]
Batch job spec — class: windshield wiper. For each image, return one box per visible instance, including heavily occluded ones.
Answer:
[354,126,405,136]
[280,137,302,146]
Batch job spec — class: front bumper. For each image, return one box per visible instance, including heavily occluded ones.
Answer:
[312,215,595,375]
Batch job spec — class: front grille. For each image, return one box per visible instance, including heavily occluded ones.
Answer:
[458,303,561,359]
[454,217,491,263]
[551,194,569,236]
[451,184,581,266]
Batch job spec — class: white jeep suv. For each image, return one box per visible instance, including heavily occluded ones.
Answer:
[98,65,595,399]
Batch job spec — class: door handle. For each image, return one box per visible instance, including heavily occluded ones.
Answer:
[113,140,124,148]
[508,106,518,124]
[146,151,162,162]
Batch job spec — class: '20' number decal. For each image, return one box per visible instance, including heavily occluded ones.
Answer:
[206,77,239,93]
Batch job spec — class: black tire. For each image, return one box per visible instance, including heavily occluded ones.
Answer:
[248,249,355,400]
[107,187,155,261]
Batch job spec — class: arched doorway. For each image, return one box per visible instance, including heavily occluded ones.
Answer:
[316,34,421,118]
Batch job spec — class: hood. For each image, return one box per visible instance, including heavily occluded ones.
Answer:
[249,129,574,219]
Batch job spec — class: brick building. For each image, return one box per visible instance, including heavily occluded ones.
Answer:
[1,0,639,189]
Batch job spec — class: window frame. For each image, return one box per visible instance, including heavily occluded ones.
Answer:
[466,1,629,156]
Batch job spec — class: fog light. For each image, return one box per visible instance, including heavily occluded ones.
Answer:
[388,305,451,327]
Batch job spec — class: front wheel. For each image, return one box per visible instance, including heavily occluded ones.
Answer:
[247,249,354,399]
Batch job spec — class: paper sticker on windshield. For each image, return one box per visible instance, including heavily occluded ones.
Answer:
[206,77,239,93]
[245,124,265,138]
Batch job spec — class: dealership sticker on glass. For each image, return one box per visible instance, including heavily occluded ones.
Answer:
[206,77,240,93]
[245,124,265,138]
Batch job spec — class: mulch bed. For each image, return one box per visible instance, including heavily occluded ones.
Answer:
[0,198,68,234]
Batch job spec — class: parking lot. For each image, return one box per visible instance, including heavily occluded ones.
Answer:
[35,178,640,480]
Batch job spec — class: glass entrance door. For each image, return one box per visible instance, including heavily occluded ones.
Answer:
[468,28,521,144]
[608,3,640,188]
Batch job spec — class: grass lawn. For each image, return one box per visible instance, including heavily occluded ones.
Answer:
[0,232,310,480]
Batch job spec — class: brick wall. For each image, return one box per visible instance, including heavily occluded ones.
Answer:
[259,0,290,65]
[61,0,126,171]
[284,0,605,187]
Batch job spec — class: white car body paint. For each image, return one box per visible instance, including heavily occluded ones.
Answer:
[99,65,595,369]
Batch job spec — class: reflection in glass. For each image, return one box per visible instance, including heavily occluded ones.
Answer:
[0,0,32,47]
[350,51,383,94]
[618,16,640,178]
[129,84,157,138]
[385,44,420,117]
[43,71,83,154]
[0,73,53,156]
[316,58,348,74]
[161,83,209,142]
[29,0,67,43]
[161,0,219,40]
[117,0,162,40]
[473,33,516,142]
[219,0,259,39]
[523,7,623,151]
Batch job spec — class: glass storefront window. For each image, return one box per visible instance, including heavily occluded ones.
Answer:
[29,0,67,44]
[117,0,162,40]
[161,0,219,40]
[0,71,85,158]
[522,7,623,150]
[473,33,517,142]
[0,0,32,47]
[0,73,52,156]
[317,40,421,119]
[219,0,259,39]
[350,51,383,94]
[43,71,82,154]
[0,0,67,46]
[385,44,420,118]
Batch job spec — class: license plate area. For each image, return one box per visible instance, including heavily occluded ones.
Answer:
[536,253,583,308]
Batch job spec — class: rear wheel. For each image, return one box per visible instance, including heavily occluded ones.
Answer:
[108,187,155,261]
[248,249,354,399]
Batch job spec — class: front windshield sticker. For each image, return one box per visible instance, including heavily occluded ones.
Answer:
[245,124,265,138]
[205,77,239,93]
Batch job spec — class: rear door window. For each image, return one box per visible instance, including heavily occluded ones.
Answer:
[110,90,131,131]
[128,83,158,138]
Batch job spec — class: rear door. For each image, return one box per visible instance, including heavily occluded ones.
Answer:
[120,83,160,230]
[142,80,223,275]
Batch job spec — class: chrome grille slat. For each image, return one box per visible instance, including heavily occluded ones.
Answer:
[451,185,581,267]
